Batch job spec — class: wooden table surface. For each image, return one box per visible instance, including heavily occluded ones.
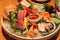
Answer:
[0,0,60,40]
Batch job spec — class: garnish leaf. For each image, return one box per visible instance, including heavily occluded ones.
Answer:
[27,25,31,30]
[55,0,59,6]
[10,11,17,26]
[16,5,24,11]
[40,18,46,23]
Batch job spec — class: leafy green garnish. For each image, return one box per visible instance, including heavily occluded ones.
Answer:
[12,28,24,33]
[40,18,46,23]
[11,25,23,33]
[43,3,55,13]
[41,8,45,12]
[43,3,53,10]
[36,20,41,24]
[27,25,31,30]
[10,11,17,26]
[14,25,31,32]
[55,0,59,6]
[16,5,24,11]
[43,3,50,10]
[14,28,21,32]
[37,18,46,24]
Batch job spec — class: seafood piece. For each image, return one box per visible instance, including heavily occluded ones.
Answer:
[13,19,26,30]
[13,10,26,30]
[17,10,26,20]
[38,22,54,32]
[38,23,46,32]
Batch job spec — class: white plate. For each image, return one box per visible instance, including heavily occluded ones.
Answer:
[1,17,60,40]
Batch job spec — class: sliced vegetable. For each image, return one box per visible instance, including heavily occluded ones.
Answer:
[50,14,59,19]
[50,17,60,24]
[24,17,28,27]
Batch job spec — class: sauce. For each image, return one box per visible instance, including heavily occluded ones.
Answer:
[29,15,39,20]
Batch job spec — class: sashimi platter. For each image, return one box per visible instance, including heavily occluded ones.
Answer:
[2,0,60,40]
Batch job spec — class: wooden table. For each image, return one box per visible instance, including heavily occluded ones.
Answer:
[0,0,60,40]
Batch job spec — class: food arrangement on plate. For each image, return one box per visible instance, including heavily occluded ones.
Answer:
[2,0,60,39]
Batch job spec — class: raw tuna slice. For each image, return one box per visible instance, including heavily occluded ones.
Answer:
[13,19,25,30]
[17,10,26,20]
[13,10,26,30]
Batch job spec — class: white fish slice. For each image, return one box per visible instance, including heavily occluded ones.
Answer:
[38,23,46,32]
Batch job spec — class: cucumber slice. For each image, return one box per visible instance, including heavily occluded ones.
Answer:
[50,17,60,24]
